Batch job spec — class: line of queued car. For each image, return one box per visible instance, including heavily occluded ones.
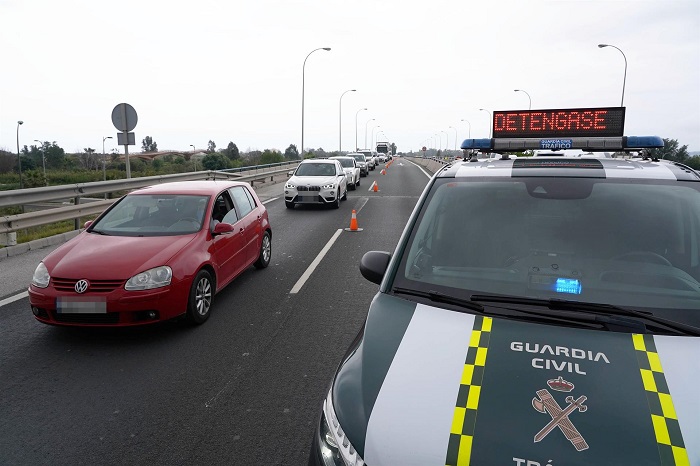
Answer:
[283,151,384,210]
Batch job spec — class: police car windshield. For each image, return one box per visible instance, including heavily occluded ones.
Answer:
[396,177,700,323]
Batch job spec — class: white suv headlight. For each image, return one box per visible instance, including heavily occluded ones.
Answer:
[322,183,336,190]
[285,182,296,189]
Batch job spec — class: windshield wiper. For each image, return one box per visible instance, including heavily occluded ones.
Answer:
[89,229,109,236]
[392,287,485,314]
[470,294,700,336]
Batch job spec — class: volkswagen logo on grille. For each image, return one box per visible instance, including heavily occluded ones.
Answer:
[74,279,89,294]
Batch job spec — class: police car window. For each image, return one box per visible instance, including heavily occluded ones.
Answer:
[398,178,700,312]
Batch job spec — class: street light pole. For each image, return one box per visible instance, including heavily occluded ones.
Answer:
[102,136,113,183]
[16,121,24,189]
[514,89,532,110]
[449,126,458,150]
[371,125,381,150]
[479,109,492,138]
[190,144,196,171]
[461,119,472,139]
[355,108,367,151]
[339,89,356,152]
[301,47,331,157]
[364,118,375,149]
[441,131,449,153]
[598,44,627,107]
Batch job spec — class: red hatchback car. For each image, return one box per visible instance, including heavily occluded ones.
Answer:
[28,180,271,326]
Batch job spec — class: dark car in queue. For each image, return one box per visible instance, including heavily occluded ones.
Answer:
[348,152,369,177]
[29,180,271,327]
[309,135,700,466]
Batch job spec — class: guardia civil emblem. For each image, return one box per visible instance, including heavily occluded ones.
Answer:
[531,376,589,451]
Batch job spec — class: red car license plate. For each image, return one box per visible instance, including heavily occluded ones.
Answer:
[56,297,107,314]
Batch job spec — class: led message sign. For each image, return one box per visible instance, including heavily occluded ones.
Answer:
[492,107,625,138]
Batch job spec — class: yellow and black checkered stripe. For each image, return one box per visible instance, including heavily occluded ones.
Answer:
[445,316,492,466]
[633,334,689,466]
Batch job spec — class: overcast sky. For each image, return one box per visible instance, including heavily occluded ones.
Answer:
[1,0,699,155]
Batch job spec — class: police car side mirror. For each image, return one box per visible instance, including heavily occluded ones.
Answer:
[360,251,392,285]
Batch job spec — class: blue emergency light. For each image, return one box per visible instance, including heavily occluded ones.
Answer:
[555,278,582,295]
[460,136,664,151]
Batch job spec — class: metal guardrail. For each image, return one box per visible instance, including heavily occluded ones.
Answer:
[0,161,299,208]
[0,163,298,238]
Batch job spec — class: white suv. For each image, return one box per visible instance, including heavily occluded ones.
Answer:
[284,159,348,209]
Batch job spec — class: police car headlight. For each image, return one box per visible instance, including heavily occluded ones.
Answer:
[317,389,364,466]
[32,262,51,288]
[125,266,172,291]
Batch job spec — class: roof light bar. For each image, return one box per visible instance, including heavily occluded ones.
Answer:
[460,136,663,152]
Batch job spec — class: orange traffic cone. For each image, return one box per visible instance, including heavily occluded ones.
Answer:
[381,169,386,175]
[344,209,363,232]
[373,182,379,192]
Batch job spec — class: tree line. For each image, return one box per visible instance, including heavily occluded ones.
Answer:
[0,136,368,189]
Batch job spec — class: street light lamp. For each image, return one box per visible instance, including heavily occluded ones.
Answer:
[479,109,492,138]
[514,89,532,110]
[301,47,331,157]
[190,144,196,171]
[364,118,375,149]
[34,139,46,182]
[448,126,458,150]
[16,121,24,189]
[598,44,627,107]
[355,108,367,151]
[339,89,356,152]
[460,119,472,139]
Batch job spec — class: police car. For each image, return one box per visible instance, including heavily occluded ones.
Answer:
[309,124,700,465]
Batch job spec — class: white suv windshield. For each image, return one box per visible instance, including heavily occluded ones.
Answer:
[397,177,700,315]
[295,163,336,176]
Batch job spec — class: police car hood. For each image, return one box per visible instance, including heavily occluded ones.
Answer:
[332,293,700,465]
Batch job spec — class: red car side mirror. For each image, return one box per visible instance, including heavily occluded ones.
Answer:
[212,222,234,235]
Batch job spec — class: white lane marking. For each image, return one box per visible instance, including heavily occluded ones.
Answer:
[0,291,28,308]
[289,228,343,294]
[262,197,279,204]
[354,197,369,215]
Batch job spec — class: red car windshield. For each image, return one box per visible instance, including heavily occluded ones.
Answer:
[91,194,210,236]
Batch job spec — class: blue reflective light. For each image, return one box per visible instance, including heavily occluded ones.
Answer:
[625,136,664,149]
[555,278,582,295]
[460,138,493,150]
